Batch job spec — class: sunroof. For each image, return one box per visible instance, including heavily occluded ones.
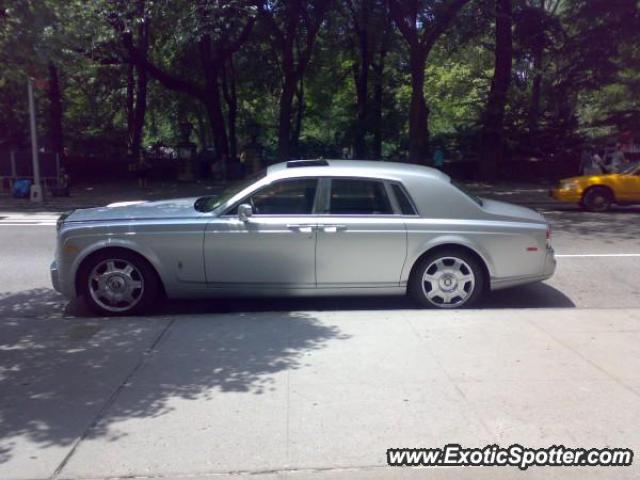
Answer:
[286,159,329,168]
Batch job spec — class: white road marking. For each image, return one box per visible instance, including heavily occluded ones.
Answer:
[0,222,56,226]
[0,213,59,226]
[556,253,640,258]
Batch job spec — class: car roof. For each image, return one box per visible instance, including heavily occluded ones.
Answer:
[266,159,450,183]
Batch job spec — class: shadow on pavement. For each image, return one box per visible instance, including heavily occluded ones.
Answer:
[0,293,348,465]
[0,288,67,318]
[0,282,575,321]
[0,281,573,465]
[483,281,575,308]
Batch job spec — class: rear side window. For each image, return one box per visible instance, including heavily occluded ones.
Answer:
[329,179,393,215]
[392,184,417,215]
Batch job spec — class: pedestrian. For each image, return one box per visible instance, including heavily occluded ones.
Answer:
[579,148,592,175]
[132,152,151,188]
[609,143,627,173]
[590,151,604,175]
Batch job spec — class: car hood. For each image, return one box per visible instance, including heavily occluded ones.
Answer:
[560,173,622,183]
[481,198,546,224]
[66,197,205,223]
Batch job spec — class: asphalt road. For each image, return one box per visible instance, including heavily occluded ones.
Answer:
[1,203,639,316]
[1,199,639,480]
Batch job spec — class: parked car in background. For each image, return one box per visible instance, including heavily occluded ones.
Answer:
[51,160,556,315]
[550,161,640,211]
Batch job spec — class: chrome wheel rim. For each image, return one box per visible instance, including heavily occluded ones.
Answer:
[421,256,475,308]
[588,193,608,211]
[88,259,144,313]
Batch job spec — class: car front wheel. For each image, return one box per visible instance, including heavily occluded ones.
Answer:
[409,249,485,309]
[582,187,612,212]
[79,250,160,315]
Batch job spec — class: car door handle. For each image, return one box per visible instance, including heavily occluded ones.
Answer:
[286,224,315,233]
[322,225,348,233]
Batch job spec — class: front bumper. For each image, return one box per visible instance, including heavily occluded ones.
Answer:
[549,188,582,203]
[50,260,61,293]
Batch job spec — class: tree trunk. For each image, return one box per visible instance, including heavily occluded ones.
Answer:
[47,62,64,161]
[353,3,370,159]
[130,63,147,158]
[222,57,238,162]
[371,36,387,159]
[277,73,297,161]
[198,34,230,162]
[204,74,230,162]
[408,45,429,163]
[126,62,135,151]
[479,0,513,179]
[130,16,148,159]
[529,44,543,135]
[292,77,304,156]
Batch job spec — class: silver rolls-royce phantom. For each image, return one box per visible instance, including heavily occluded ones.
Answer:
[51,159,556,315]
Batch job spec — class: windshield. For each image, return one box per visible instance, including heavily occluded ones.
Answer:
[621,161,640,175]
[451,180,483,206]
[194,170,266,212]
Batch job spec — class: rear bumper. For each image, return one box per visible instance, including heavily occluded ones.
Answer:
[491,248,556,290]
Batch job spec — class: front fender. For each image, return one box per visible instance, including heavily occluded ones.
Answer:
[66,236,165,297]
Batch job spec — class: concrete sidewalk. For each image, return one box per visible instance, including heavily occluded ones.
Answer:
[1,308,639,479]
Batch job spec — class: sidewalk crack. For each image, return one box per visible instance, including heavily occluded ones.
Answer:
[49,317,177,480]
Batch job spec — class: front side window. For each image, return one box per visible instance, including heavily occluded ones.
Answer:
[329,179,393,215]
[248,178,318,215]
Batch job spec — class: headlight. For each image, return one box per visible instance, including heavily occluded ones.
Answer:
[56,210,74,232]
[559,180,579,190]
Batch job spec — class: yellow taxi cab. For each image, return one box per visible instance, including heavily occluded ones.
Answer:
[550,162,640,211]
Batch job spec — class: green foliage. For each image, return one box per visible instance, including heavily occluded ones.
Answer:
[1,0,639,167]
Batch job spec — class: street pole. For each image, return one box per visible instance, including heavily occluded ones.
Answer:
[28,77,43,202]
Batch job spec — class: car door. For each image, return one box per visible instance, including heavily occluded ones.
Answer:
[204,178,318,287]
[615,169,640,202]
[315,178,407,287]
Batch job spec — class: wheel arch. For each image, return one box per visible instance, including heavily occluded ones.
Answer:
[582,184,616,202]
[405,242,491,292]
[74,245,166,299]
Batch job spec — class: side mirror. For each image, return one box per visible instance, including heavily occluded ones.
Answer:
[238,203,253,222]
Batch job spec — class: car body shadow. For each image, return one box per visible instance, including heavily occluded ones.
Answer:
[79,282,573,316]
[0,282,575,321]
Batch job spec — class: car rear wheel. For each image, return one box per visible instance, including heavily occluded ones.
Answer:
[409,249,485,309]
[582,187,612,212]
[79,251,160,316]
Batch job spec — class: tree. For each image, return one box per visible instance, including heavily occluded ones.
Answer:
[258,0,331,160]
[346,0,372,158]
[345,0,391,158]
[113,0,256,164]
[388,0,471,163]
[123,0,149,160]
[479,0,513,178]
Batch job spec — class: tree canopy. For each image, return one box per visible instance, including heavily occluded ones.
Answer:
[1,0,639,178]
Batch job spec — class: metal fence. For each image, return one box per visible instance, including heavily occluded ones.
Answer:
[0,149,61,192]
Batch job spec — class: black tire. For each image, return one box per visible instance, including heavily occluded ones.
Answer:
[582,187,612,212]
[78,250,161,316]
[408,248,486,309]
